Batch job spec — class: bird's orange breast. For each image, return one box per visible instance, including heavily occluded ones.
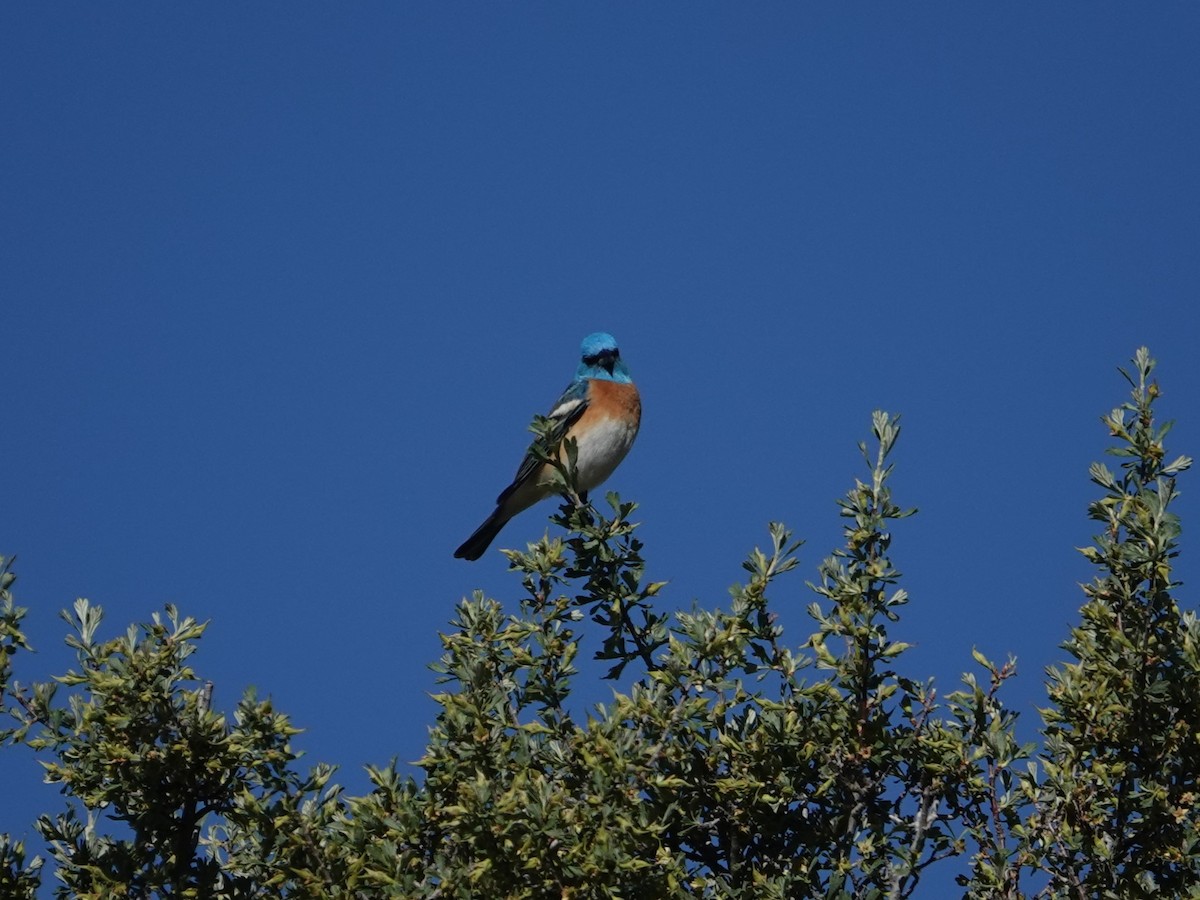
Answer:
[587,379,642,425]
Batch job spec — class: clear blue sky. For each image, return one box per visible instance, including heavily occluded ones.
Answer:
[4,5,1199,893]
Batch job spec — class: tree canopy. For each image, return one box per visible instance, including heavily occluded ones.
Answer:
[3,348,1197,898]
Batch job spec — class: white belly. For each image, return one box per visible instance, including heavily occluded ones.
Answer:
[572,416,639,491]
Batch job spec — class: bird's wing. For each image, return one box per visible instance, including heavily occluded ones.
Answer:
[496,378,590,505]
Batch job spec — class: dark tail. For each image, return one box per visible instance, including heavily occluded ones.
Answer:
[454,508,510,560]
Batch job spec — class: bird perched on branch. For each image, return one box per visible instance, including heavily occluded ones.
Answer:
[454,332,641,561]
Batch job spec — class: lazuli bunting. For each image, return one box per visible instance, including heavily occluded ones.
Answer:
[454,332,641,560]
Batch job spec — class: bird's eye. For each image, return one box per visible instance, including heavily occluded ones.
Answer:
[584,348,618,367]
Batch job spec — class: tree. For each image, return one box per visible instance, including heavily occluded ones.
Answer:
[1022,347,1200,897]
[0,347,1194,898]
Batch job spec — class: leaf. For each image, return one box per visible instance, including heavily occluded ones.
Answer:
[1162,454,1193,475]
[971,647,994,672]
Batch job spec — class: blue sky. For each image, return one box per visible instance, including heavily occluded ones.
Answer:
[4,5,1200,891]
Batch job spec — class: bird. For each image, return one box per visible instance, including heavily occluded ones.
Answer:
[454,332,641,561]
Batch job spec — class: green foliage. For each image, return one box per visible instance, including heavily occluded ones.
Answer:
[1023,347,1200,897]
[0,347,1196,898]
[0,555,33,741]
[0,557,43,898]
[0,833,41,900]
[7,599,335,898]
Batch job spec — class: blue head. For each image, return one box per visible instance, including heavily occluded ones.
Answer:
[577,332,632,383]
